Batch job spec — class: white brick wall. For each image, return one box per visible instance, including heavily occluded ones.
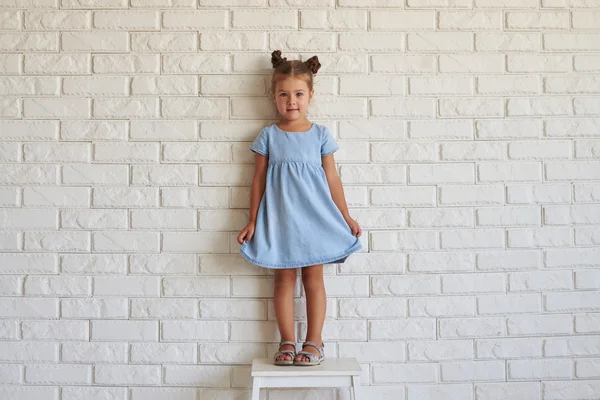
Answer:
[0,1,599,399]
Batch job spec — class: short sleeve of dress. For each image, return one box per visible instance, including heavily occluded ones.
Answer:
[320,125,339,156]
[250,128,268,156]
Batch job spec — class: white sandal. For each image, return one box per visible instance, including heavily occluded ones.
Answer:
[294,341,325,366]
[273,341,296,366]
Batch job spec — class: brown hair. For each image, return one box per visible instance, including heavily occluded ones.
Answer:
[270,50,321,94]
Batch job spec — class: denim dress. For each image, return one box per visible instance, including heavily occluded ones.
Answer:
[239,123,362,269]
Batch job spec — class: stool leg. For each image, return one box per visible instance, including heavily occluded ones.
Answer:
[352,375,360,400]
[252,377,261,400]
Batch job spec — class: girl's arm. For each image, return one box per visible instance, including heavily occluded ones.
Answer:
[322,154,362,237]
[237,153,268,244]
[248,154,268,222]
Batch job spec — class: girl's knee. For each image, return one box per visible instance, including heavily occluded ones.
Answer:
[274,268,297,287]
[301,265,324,289]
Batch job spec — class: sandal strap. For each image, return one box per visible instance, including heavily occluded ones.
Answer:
[278,341,296,349]
[301,341,324,357]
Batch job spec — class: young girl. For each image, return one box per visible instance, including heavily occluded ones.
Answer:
[237,50,362,366]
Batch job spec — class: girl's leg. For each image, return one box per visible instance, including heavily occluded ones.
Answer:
[297,264,326,362]
[273,268,297,362]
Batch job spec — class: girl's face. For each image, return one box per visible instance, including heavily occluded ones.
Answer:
[273,76,314,122]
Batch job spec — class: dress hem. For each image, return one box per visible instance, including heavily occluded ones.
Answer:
[240,240,362,269]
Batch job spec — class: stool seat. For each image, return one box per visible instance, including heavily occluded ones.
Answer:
[250,357,362,400]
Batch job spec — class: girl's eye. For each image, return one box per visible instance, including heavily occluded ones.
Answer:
[279,93,287,97]
[297,93,303,97]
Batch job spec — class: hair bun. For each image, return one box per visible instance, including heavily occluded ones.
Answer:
[304,55,321,74]
[271,50,287,68]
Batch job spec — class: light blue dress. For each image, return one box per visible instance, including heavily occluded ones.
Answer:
[240,123,362,269]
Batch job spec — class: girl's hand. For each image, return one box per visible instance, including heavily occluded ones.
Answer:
[237,221,256,244]
[345,216,362,238]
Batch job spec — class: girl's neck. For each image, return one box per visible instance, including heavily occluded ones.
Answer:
[276,118,312,132]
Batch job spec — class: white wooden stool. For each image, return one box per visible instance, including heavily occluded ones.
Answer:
[251,357,362,400]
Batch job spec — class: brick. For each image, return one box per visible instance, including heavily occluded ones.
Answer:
[24,276,90,296]
[162,98,227,118]
[201,300,266,320]
[441,361,505,382]
[441,229,504,249]
[25,365,91,385]
[371,143,435,162]
[94,276,159,297]
[407,32,472,51]
[371,55,435,73]
[95,365,160,386]
[0,77,59,96]
[439,98,503,117]
[476,0,537,6]
[91,320,157,341]
[22,320,87,341]
[301,10,366,30]
[93,54,159,74]
[508,315,572,336]
[476,206,541,227]
[130,298,197,319]
[508,141,571,160]
[478,162,542,183]
[371,98,432,117]
[94,98,157,118]
[544,118,600,138]
[370,187,435,207]
[410,164,475,184]
[61,120,127,141]
[342,32,404,52]
[409,385,472,400]
[162,232,229,253]
[24,98,90,118]
[340,75,404,96]
[63,77,128,96]
[575,55,600,72]
[130,210,195,230]
[545,76,600,94]
[477,75,540,94]
[409,252,474,272]
[162,321,227,341]
[509,359,572,380]
[410,296,474,317]
[370,319,436,340]
[409,120,473,139]
[371,11,434,30]
[63,0,127,7]
[439,11,502,30]
[441,142,505,161]
[94,11,159,30]
[62,298,128,319]
[233,10,296,29]
[0,33,58,51]
[373,363,437,384]
[61,342,126,362]
[339,298,406,318]
[202,32,266,51]
[409,208,473,228]
[25,231,90,252]
[574,183,600,202]
[439,317,505,338]
[505,11,569,30]
[62,32,127,52]
[132,33,197,52]
[507,54,570,73]
[546,162,600,181]
[544,33,600,51]
[544,336,600,357]
[372,275,438,295]
[507,97,570,116]
[476,33,539,51]
[163,54,228,74]
[508,227,571,248]
[164,11,227,30]
[544,381,600,400]
[439,185,504,206]
[63,388,125,400]
[442,273,505,294]
[545,292,600,312]
[574,97,600,116]
[131,343,196,364]
[409,77,472,95]
[510,270,572,292]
